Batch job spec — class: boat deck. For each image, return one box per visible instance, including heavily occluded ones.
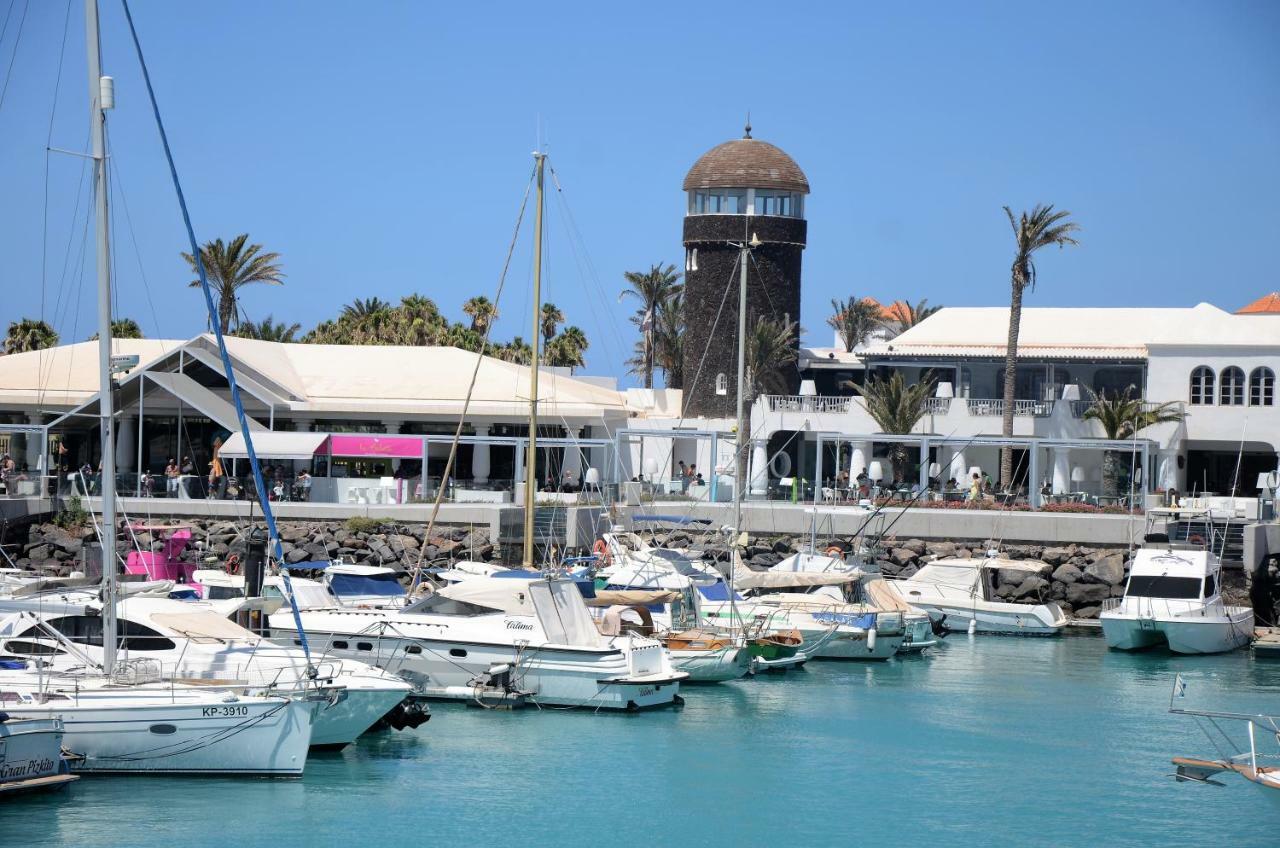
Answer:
[0,773,78,796]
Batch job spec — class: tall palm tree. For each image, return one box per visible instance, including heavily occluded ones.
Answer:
[999,204,1080,489]
[498,336,532,366]
[546,325,589,372]
[233,315,302,343]
[653,290,685,389]
[852,372,936,484]
[462,295,498,334]
[1083,387,1184,498]
[744,316,799,401]
[621,263,682,388]
[88,318,144,341]
[883,299,941,336]
[341,297,392,320]
[539,303,564,350]
[4,319,59,354]
[398,294,447,345]
[826,296,882,352]
[182,234,284,334]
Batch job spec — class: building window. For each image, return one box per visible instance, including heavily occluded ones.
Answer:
[692,190,746,215]
[690,248,697,271]
[715,373,728,396]
[1189,366,1214,405]
[1219,366,1245,406]
[752,190,802,218]
[1250,367,1275,406]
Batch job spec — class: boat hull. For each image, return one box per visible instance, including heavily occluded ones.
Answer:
[307,679,414,747]
[1101,612,1253,655]
[907,602,1063,635]
[0,718,74,793]
[670,646,752,682]
[4,692,315,776]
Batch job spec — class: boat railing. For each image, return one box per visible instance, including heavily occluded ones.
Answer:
[1101,597,1123,612]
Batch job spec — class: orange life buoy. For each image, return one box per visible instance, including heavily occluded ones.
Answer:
[826,545,844,557]
[225,553,242,575]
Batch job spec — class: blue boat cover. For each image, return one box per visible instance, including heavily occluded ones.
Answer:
[810,611,877,629]
[697,582,742,602]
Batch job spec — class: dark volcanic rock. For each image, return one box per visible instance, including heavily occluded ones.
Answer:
[1066,582,1111,606]
[1082,553,1126,586]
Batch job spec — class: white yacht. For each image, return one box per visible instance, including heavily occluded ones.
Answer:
[0,663,318,776]
[270,576,687,710]
[887,555,1067,635]
[0,594,421,748]
[0,715,77,795]
[1101,535,1251,655]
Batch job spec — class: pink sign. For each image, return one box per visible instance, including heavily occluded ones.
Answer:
[328,434,424,458]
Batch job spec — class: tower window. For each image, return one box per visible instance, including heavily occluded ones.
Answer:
[1189,366,1214,405]
[1219,366,1245,406]
[1249,367,1275,406]
[690,249,697,271]
[715,373,728,396]
[692,190,746,214]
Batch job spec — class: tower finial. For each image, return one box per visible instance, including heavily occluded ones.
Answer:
[744,112,752,139]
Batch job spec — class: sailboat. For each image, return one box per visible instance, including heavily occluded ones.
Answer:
[264,151,685,709]
[0,0,319,775]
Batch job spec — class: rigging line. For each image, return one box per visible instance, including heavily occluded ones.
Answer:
[0,2,15,50]
[36,0,73,414]
[119,0,314,670]
[107,151,164,339]
[0,0,27,112]
[407,168,535,593]
[40,126,93,407]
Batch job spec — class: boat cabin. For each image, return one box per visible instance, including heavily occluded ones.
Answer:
[1122,548,1220,602]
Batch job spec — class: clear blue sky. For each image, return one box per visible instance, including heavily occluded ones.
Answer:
[1,1,1277,383]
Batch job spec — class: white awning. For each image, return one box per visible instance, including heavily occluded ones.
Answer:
[733,570,861,591]
[219,431,329,461]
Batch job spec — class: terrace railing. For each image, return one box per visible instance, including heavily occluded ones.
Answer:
[964,398,1053,417]
[1069,399,1184,419]
[765,395,854,414]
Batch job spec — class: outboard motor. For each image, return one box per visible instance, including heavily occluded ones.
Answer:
[928,610,950,638]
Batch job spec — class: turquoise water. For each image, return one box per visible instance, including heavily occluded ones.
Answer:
[6,634,1279,847]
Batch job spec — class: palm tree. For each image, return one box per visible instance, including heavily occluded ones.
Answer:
[621,263,682,388]
[182,234,284,334]
[233,315,302,343]
[546,325,589,372]
[4,318,59,354]
[999,204,1080,489]
[497,336,532,365]
[462,296,498,334]
[653,291,685,389]
[852,372,936,484]
[398,294,447,345]
[826,296,882,352]
[341,297,392,320]
[539,303,564,349]
[1083,387,1184,498]
[744,316,799,401]
[882,299,941,336]
[88,318,144,340]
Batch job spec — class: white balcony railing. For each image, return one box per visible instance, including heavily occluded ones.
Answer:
[965,398,1054,417]
[765,395,853,413]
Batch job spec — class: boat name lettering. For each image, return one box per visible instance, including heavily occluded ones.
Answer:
[0,757,57,779]
[505,620,534,631]
[202,705,250,718]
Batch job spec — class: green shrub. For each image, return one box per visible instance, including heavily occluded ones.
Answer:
[53,495,90,529]
[344,516,383,534]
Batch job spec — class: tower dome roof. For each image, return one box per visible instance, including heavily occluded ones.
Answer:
[683,135,809,194]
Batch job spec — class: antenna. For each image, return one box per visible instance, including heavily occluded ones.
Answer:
[744,111,752,139]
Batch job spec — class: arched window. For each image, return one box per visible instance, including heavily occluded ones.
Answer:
[1250,367,1275,406]
[1220,366,1245,406]
[1189,366,1214,405]
[715,373,728,396]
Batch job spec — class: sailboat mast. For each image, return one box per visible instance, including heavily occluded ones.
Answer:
[522,152,547,568]
[732,243,750,585]
[85,0,118,675]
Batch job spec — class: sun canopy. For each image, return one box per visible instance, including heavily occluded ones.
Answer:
[587,589,681,606]
[219,431,329,461]
[437,577,538,614]
[151,611,261,643]
[734,570,861,591]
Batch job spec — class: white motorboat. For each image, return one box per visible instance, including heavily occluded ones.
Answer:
[887,555,1067,635]
[0,714,77,795]
[0,595,420,748]
[0,662,318,776]
[1100,533,1251,655]
[271,576,686,710]
[1169,676,1280,806]
[769,552,939,652]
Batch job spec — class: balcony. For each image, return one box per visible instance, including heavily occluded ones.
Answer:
[765,395,853,414]
[965,399,1054,417]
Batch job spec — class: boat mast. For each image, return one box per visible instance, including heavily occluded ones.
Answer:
[85,0,118,675]
[522,151,547,568]
[731,237,754,605]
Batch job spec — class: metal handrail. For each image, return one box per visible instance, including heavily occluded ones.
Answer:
[764,395,853,414]
[964,399,1053,417]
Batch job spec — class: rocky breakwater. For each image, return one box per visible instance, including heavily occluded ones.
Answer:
[11,517,500,578]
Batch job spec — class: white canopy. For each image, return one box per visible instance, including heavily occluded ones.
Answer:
[770,552,849,573]
[733,570,861,591]
[151,611,262,643]
[219,431,329,461]
[437,577,537,614]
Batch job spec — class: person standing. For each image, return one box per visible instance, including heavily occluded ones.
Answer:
[164,458,180,496]
[968,472,982,504]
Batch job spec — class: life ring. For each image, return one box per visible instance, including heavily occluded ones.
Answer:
[825,545,844,558]
[225,553,242,575]
[768,451,792,478]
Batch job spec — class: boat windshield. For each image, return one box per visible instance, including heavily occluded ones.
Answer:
[1126,575,1202,600]
[330,573,406,598]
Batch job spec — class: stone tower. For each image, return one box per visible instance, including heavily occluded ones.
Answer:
[680,125,809,418]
